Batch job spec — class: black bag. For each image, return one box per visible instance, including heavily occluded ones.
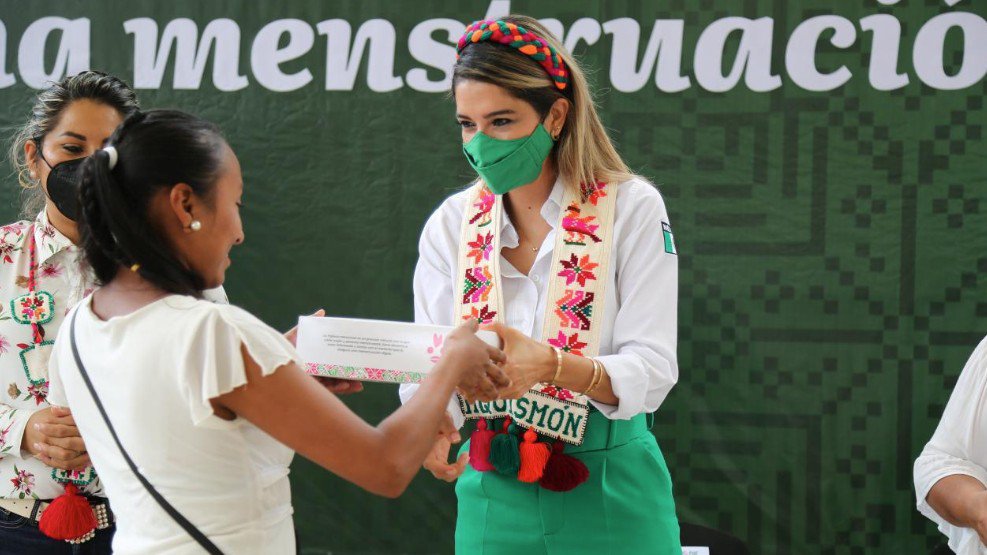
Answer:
[68,309,224,555]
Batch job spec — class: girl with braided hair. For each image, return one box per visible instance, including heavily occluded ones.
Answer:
[400,14,682,553]
[45,109,510,554]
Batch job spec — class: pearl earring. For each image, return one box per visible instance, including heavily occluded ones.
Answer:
[190,220,202,232]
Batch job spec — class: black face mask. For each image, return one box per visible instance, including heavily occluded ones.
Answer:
[37,149,84,222]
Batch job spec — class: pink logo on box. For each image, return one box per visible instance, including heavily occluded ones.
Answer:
[427,333,444,364]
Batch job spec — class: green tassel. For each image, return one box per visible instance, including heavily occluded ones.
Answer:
[489,421,521,475]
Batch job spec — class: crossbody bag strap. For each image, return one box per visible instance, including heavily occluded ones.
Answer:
[68,309,224,555]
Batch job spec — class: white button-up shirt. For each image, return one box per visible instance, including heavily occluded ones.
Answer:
[915,335,987,554]
[400,177,678,428]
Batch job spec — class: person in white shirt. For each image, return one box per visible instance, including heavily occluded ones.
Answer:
[399,15,680,554]
[915,337,987,554]
[46,109,510,555]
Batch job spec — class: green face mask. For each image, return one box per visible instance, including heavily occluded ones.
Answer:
[463,123,555,195]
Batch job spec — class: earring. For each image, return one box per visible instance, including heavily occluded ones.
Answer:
[553,128,561,140]
[190,220,202,232]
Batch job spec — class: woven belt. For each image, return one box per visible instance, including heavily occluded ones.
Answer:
[0,497,114,542]
[565,410,652,454]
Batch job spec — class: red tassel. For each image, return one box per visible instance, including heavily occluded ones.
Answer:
[468,419,496,472]
[538,441,589,492]
[517,428,550,483]
[39,483,98,542]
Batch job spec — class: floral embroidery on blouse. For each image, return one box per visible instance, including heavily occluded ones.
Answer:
[9,465,37,499]
[0,211,101,500]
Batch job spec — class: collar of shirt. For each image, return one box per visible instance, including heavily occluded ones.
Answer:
[497,177,565,279]
[33,209,76,266]
[498,177,565,249]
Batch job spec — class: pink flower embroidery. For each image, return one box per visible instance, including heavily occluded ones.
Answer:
[19,296,48,322]
[426,334,444,364]
[466,232,494,264]
[10,466,35,496]
[540,385,575,401]
[40,263,62,279]
[0,422,12,448]
[26,382,48,405]
[40,225,56,241]
[0,243,14,264]
[558,254,599,287]
[0,335,9,355]
[547,332,588,356]
[0,223,25,237]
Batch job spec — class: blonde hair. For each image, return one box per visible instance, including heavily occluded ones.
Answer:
[453,14,633,189]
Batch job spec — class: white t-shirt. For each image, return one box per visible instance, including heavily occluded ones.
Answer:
[915,335,987,554]
[48,294,299,555]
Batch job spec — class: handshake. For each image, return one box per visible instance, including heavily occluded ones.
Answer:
[432,320,557,404]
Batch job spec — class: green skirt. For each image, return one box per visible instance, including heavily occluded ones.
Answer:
[454,410,680,554]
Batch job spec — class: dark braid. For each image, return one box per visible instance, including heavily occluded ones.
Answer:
[77,110,226,297]
[78,111,147,273]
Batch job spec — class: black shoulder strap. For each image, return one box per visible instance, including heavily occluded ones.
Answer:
[68,309,224,555]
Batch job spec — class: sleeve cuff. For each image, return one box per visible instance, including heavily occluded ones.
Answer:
[0,405,42,459]
[593,353,651,420]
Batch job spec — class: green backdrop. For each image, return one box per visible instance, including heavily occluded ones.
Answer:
[1,1,985,553]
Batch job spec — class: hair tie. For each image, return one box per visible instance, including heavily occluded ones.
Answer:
[456,20,568,91]
[102,146,118,170]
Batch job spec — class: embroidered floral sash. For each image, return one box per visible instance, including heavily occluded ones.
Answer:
[454,181,616,445]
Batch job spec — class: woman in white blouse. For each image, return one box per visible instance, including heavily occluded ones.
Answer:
[915,337,987,554]
[399,15,680,553]
[46,109,509,554]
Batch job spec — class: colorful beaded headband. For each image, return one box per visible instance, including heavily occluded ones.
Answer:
[456,20,569,91]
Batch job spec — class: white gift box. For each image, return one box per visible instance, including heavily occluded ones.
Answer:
[295,317,500,384]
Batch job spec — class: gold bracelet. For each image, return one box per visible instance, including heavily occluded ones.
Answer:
[586,359,608,395]
[550,346,564,384]
[583,359,602,395]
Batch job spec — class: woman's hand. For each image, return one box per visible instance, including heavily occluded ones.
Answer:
[23,407,90,471]
[482,322,555,400]
[423,413,469,482]
[440,320,510,403]
[285,309,364,395]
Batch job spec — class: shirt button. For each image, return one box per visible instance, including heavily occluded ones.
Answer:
[532,275,541,283]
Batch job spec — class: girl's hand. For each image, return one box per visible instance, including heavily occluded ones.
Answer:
[422,413,468,482]
[440,320,510,403]
[285,309,363,395]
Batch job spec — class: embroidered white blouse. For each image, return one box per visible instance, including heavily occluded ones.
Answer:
[400,177,678,428]
[0,211,100,501]
[915,335,987,554]
[48,295,297,554]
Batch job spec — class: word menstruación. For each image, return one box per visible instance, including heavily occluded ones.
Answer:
[1,0,983,93]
